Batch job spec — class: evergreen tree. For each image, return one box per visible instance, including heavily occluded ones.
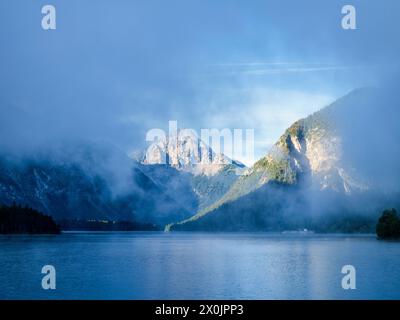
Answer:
[376,208,400,239]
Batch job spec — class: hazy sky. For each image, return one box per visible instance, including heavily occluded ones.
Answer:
[0,0,399,165]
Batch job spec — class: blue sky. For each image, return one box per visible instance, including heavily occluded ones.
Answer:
[0,0,399,164]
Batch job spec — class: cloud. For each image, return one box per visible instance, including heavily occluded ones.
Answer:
[0,0,398,164]
[206,63,371,76]
[197,86,334,164]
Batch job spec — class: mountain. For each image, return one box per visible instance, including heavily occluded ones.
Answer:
[141,129,243,176]
[0,131,244,228]
[169,87,400,231]
[139,130,245,211]
[2,86,399,232]
[0,142,192,226]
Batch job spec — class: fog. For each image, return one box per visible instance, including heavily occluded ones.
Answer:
[1,0,399,161]
[1,1,400,228]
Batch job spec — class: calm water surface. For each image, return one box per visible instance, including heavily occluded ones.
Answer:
[0,232,399,299]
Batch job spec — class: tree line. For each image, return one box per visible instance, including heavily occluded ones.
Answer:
[0,203,60,234]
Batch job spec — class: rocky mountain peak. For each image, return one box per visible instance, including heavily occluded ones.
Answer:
[141,130,241,176]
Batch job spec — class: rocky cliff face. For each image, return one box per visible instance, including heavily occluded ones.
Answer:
[140,130,245,210]
[251,106,368,195]
[141,130,243,176]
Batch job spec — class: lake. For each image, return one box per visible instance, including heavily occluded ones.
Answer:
[0,232,399,299]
